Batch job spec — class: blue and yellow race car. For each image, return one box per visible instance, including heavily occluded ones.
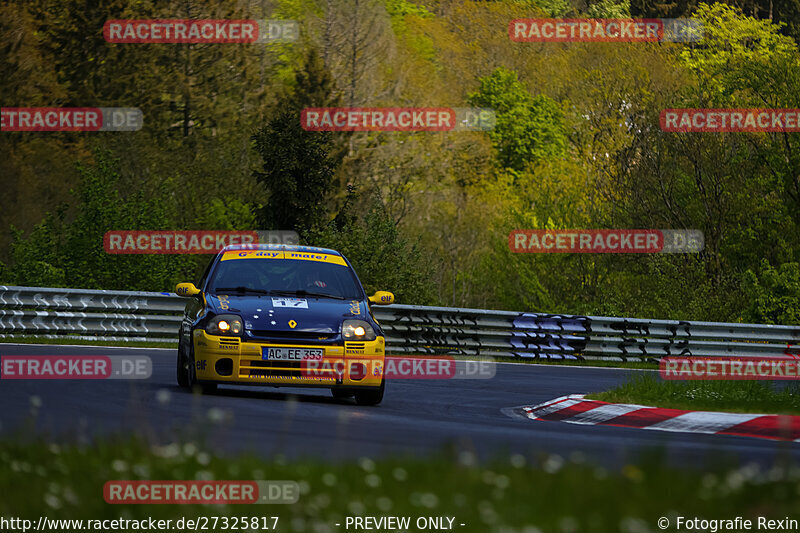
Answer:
[175,244,394,405]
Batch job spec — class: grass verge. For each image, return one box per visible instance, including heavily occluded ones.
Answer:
[1,436,799,533]
[588,373,800,415]
[510,357,657,370]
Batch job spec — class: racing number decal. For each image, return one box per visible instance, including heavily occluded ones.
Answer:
[272,298,308,308]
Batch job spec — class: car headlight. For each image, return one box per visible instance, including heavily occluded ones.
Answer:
[342,319,376,341]
[205,314,244,336]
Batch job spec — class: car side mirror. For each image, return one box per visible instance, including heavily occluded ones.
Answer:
[368,291,395,305]
[176,282,201,297]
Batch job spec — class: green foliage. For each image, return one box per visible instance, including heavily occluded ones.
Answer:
[5,0,800,330]
[742,260,800,325]
[590,373,800,415]
[6,150,198,291]
[679,3,798,101]
[534,0,572,16]
[632,0,800,43]
[630,0,697,17]
[498,0,571,15]
[6,216,67,287]
[62,154,192,290]
[193,198,256,231]
[468,67,568,171]
[385,0,433,19]
[586,0,631,17]
[304,191,439,305]
[384,0,436,59]
[252,49,344,233]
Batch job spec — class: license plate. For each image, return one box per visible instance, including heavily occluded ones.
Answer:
[262,347,323,361]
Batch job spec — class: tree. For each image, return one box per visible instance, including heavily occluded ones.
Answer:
[304,188,439,304]
[743,260,800,324]
[5,150,198,291]
[468,67,568,172]
[252,48,345,232]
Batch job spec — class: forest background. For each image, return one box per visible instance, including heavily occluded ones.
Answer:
[3,0,800,324]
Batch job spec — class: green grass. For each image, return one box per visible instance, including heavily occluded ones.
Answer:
[1,435,800,533]
[513,357,658,370]
[588,373,800,415]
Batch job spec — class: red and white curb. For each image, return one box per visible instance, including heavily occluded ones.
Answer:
[516,395,800,442]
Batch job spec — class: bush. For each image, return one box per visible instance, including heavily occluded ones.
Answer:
[304,191,439,305]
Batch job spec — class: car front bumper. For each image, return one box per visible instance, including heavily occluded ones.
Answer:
[192,330,385,388]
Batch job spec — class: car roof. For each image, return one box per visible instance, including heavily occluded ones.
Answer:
[219,243,343,256]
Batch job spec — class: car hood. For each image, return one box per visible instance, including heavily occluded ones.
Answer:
[207,294,367,334]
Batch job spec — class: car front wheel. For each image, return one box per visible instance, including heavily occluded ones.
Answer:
[177,340,189,388]
[186,342,217,395]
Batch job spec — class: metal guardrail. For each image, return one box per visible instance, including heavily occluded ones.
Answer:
[0,286,183,344]
[2,285,800,361]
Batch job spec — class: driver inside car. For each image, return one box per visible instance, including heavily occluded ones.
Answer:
[302,269,327,290]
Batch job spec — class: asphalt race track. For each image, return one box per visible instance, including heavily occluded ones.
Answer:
[1,344,799,467]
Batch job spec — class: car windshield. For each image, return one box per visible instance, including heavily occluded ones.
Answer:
[207,258,363,300]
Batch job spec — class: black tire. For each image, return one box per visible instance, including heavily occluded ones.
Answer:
[354,379,384,406]
[186,343,217,395]
[177,341,189,388]
[331,388,354,399]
